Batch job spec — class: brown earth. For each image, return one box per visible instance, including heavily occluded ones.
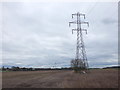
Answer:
[0,72,2,89]
[2,69,119,88]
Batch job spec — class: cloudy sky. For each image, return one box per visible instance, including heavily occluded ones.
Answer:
[1,1,118,68]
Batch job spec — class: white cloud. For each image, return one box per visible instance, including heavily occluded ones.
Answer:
[1,2,118,68]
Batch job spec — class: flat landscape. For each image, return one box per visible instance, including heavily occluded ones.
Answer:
[2,69,118,88]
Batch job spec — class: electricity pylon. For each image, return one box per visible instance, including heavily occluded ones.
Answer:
[69,12,89,70]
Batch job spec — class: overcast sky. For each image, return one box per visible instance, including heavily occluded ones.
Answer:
[1,2,118,68]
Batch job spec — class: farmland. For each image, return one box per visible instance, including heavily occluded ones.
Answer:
[2,69,118,88]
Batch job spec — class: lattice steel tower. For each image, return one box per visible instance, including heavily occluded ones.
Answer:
[69,12,89,69]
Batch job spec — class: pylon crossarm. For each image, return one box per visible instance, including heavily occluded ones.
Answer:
[72,13,77,18]
[80,22,89,27]
[80,14,85,19]
[69,22,77,27]
[81,29,87,34]
[72,29,77,34]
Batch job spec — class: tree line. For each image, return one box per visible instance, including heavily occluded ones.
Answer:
[1,66,72,71]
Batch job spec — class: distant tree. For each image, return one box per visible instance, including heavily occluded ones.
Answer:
[6,67,10,71]
[11,66,20,71]
[16,67,20,71]
[11,66,16,71]
[22,67,27,71]
[2,66,6,71]
[28,68,33,71]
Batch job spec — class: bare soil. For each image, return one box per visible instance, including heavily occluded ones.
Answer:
[2,69,119,88]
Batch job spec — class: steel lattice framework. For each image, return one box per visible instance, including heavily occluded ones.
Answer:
[69,12,89,69]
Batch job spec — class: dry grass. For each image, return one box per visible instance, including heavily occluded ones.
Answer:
[2,69,118,88]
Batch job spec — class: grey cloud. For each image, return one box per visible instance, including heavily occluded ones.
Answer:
[1,2,118,68]
[102,18,117,24]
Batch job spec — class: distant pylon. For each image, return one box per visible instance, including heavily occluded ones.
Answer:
[69,12,89,70]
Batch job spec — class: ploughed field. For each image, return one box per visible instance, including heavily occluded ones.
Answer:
[2,69,118,88]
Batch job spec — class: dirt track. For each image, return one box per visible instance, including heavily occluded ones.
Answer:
[2,69,118,88]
